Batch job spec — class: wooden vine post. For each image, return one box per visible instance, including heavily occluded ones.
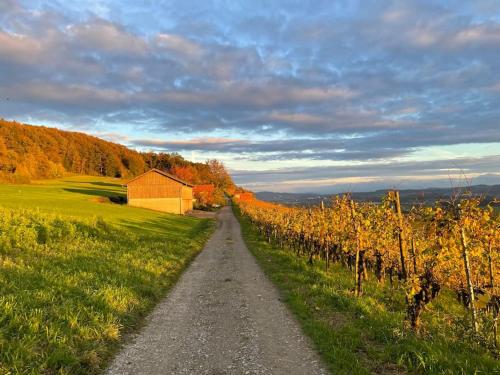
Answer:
[457,206,479,334]
[489,239,498,348]
[459,210,479,334]
[488,238,495,292]
[410,236,418,275]
[391,191,407,280]
[320,201,330,271]
[350,199,362,296]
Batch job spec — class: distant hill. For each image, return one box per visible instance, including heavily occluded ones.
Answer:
[0,119,146,181]
[0,119,234,190]
[256,185,500,206]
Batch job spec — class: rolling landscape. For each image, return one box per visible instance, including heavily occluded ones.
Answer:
[1,1,500,374]
[256,185,500,207]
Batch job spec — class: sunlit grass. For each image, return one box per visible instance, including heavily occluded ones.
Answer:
[0,177,215,373]
[0,176,185,234]
[234,205,500,374]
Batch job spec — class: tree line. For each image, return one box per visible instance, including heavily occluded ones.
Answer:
[0,120,234,197]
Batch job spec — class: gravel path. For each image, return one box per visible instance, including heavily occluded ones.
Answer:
[106,205,328,375]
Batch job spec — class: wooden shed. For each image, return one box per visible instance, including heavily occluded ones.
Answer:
[126,169,193,214]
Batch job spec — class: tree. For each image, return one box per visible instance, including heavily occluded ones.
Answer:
[206,159,232,190]
[0,120,236,190]
[171,165,196,184]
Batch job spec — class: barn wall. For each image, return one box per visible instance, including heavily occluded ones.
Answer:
[182,199,193,212]
[127,171,193,214]
[128,171,184,199]
[181,186,192,199]
[181,186,193,212]
[128,198,182,214]
[128,185,183,199]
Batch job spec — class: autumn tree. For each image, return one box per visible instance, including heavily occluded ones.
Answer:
[206,159,232,190]
[0,119,236,191]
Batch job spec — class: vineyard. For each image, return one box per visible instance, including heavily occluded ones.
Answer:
[238,192,499,350]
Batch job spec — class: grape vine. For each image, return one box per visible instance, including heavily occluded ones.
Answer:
[238,192,499,348]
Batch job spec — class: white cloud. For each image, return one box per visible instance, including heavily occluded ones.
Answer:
[67,21,148,55]
[1,0,500,194]
[0,31,41,64]
[451,25,500,46]
[155,33,203,58]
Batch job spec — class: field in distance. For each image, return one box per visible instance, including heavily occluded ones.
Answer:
[0,176,215,374]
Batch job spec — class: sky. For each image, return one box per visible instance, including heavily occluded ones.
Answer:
[0,0,499,193]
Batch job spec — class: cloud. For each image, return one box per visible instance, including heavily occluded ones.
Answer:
[67,20,148,55]
[130,123,500,162]
[155,33,202,58]
[451,25,500,47]
[267,112,330,125]
[1,0,499,192]
[0,31,42,64]
[231,155,500,193]
[134,137,245,150]
[130,136,406,161]
[159,82,354,109]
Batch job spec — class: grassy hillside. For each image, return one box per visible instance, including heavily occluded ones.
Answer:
[234,205,499,374]
[0,175,171,231]
[0,177,215,374]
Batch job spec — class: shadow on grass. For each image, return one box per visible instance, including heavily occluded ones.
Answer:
[63,181,122,188]
[90,181,123,188]
[63,187,126,199]
[118,215,213,239]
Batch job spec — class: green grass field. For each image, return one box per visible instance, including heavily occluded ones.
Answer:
[234,205,500,374]
[0,175,185,234]
[0,176,215,374]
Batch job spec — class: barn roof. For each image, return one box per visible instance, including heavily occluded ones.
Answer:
[125,168,194,187]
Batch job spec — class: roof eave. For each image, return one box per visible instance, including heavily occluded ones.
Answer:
[125,168,194,187]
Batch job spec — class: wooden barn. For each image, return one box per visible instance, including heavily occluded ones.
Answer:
[126,169,193,214]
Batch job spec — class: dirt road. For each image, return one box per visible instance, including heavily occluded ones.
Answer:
[106,205,328,375]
